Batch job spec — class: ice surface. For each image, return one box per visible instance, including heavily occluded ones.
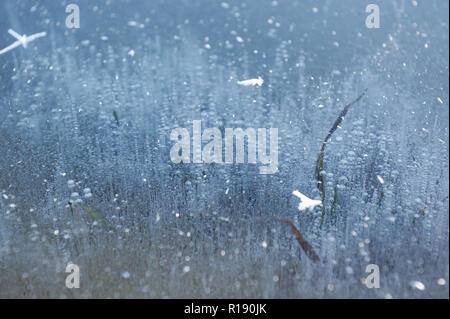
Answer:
[0,0,448,299]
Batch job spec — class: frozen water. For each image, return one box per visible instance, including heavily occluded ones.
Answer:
[0,0,448,298]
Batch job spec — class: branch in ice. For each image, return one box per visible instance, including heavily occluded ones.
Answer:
[274,218,320,263]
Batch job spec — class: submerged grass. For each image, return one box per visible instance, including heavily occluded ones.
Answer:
[113,110,120,126]
[79,204,116,231]
[315,89,368,226]
[69,201,116,231]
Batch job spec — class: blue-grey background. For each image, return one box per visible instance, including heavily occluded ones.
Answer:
[0,0,448,298]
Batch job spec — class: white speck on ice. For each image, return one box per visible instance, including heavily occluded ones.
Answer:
[437,278,446,285]
[410,280,425,290]
[0,29,47,55]
[345,266,354,275]
[387,216,396,223]
[237,76,263,86]
[292,190,322,211]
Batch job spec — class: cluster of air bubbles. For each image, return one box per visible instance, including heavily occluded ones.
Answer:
[70,192,82,205]
[83,188,92,199]
[66,180,94,205]
[1,191,17,213]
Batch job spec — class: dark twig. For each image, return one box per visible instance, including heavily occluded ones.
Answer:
[274,218,320,263]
